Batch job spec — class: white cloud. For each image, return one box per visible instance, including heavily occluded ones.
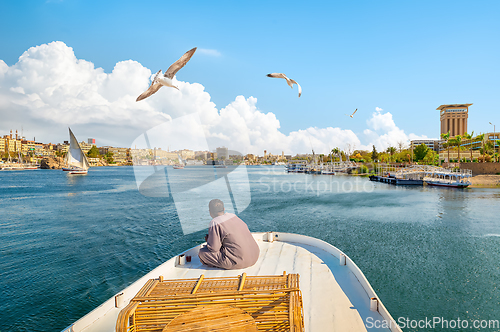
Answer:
[198,48,222,57]
[0,42,199,145]
[363,107,428,151]
[0,41,426,154]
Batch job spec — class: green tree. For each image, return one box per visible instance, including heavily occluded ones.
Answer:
[87,146,100,158]
[359,165,369,174]
[105,152,114,164]
[497,140,500,162]
[331,147,341,162]
[378,152,389,162]
[386,146,396,162]
[413,143,429,161]
[475,134,485,162]
[454,135,463,163]
[423,150,438,165]
[371,145,378,162]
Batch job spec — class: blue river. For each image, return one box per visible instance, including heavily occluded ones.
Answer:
[0,166,499,331]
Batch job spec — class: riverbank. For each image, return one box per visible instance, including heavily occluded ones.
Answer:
[470,175,500,188]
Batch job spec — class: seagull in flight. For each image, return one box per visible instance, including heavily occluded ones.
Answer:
[136,47,197,102]
[345,109,357,118]
[266,73,302,97]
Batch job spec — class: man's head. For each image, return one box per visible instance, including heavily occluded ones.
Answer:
[209,199,225,218]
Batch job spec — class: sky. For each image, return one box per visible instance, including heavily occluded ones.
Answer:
[1,0,499,155]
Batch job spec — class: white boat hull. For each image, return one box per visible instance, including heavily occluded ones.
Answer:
[63,232,401,332]
[63,167,88,175]
[425,180,470,188]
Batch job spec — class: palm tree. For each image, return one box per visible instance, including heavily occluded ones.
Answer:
[331,147,340,162]
[440,131,451,163]
[462,131,474,162]
[386,146,396,162]
[455,134,462,163]
[497,140,500,162]
[448,137,457,162]
[475,134,485,162]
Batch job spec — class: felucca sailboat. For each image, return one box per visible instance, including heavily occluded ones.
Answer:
[62,128,90,175]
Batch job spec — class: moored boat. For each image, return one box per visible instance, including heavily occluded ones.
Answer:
[63,232,401,332]
[425,180,470,188]
[22,165,39,170]
[0,165,25,171]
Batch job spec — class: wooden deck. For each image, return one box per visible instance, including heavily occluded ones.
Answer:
[65,233,400,332]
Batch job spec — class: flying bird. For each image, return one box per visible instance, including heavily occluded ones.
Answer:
[345,109,357,118]
[136,47,197,102]
[266,73,302,97]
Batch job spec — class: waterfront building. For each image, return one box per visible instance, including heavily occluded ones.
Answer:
[14,139,22,153]
[79,141,95,155]
[486,132,500,141]
[111,147,129,164]
[100,147,129,164]
[439,150,481,162]
[154,148,178,160]
[437,103,472,137]
[21,140,36,154]
[57,143,70,154]
[4,137,18,154]
[34,142,45,156]
[87,157,100,166]
[216,147,228,160]
[194,150,210,160]
[410,139,441,152]
[130,148,152,165]
[179,149,195,160]
[130,148,151,158]
[0,137,5,154]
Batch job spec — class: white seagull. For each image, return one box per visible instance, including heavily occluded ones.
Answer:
[136,47,197,102]
[267,73,302,97]
[345,109,357,118]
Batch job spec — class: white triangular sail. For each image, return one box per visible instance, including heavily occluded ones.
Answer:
[177,153,186,165]
[66,128,90,170]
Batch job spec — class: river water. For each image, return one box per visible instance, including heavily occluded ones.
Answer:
[1,166,499,331]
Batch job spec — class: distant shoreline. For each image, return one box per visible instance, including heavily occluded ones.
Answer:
[4,163,500,189]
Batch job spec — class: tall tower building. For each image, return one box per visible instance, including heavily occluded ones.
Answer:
[437,104,472,137]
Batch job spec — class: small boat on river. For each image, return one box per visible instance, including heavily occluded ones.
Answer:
[425,179,471,188]
[63,232,401,332]
[62,128,90,175]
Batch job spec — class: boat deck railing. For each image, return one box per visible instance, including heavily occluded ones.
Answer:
[375,164,472,179]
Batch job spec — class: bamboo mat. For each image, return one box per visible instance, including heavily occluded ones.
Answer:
[116,272,304,332]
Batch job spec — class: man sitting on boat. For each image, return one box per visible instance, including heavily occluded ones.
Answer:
[198,199,260,270]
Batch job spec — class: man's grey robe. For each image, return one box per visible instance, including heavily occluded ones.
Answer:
[198,213,259,270]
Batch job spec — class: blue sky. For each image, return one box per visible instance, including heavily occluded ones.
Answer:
[1,0,499,154]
